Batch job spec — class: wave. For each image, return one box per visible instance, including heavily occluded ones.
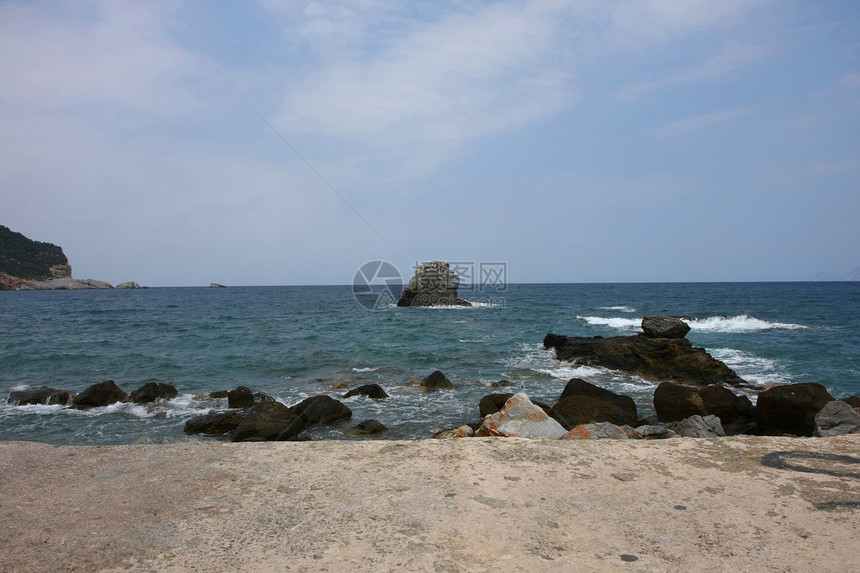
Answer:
[352,367,380,373]
[685,315,807,333]
[597,306,637,313]
[709,348,788,386]
[576,316,641,330]
[577,314,807,333]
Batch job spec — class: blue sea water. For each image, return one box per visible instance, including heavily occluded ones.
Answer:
[1,282,858,445]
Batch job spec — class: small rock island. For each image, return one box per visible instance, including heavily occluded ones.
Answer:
[397,260,471,307]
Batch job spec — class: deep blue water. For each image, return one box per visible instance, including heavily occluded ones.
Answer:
[1,282,858,445]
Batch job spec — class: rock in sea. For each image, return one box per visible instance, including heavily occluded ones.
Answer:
[544,332,745,387]
[71,380,128,409]
[129,382,179,404]
[421,370,453,391]
[475,393,567,439]
[343,383,389,400]
[6,386,71,406]
[641,315,691,339]
[397,260,471,307]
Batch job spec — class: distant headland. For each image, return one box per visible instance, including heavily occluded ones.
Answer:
[0,225,144,290]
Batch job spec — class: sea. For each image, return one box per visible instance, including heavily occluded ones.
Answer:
[1,282,858,445]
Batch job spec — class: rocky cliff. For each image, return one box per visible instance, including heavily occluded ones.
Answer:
[0,225,71,283]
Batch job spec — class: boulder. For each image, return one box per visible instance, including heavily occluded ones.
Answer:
[697,384,753,434]
[551,395,636,429]
[7,386,71,406]
[631,425,677,439]
[344,420,389,436]
[290,395,353,427]
[397,261,471,307]
[669,415,725,438]
[433,425,474,439]
[71,380,129,409]
[231,402,301,442]
[129,382,179,404]
[475,393,567,439]
[653,382,707,422]
[343,383,389,400]
[641,316,690,339]
[227,386,275,409]
[842,395,860,409]
[558,379,637,423]
[814,401,860,437]
[544,333,745,387]
[564,422,629,440]
[421,370,453,391]
[478,393,557,422]
[184,411,247,435]
[755,383,835,436]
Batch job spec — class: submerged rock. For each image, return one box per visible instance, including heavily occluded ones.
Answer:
[475,393,567,439]
[421,370,453,391]
[641,316,690,339]
[343,383,389,400]
[544,333,745,387]
[397,261,471,307]
[344,420,389,435]
[71,380,128,409]
[814,400,860,437]
[7,386,71,406]
[755,383,834,436]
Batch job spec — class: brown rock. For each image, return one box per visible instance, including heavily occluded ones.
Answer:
[756,383,835,436]
[653,382,707,423]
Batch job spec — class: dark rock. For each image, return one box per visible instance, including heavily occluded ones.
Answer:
[227,386,275,409]
[641,316,690,339]
[491,380,512,388]
[421,370,453,390]
[558,379,637,422]
[842,395,860,409]
[129,382,179,404]
[653,382,707,423]
[344,420,389,435]
[7,386,71,406]
[184,411,247,435]
[209,390,230,399]
[551,395,636,429]
[697,384,753,434]
[814,400,860,437]
[668,415,725,438]
[231,402,301,442]
[755,383,835,436]
[290,395,353,428]
[71,380,128,409]
[544,333,745,387]
[397,260,471,307]
[343,383,389,400]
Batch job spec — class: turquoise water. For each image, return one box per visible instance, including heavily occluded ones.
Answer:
[1,282,858,444]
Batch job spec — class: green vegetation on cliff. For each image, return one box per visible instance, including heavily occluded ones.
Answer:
[0,225,69,280]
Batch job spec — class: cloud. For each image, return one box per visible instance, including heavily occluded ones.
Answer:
[654,105,757,138]
[616,41,774,101]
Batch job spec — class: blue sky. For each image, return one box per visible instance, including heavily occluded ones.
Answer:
[1,0,858,285]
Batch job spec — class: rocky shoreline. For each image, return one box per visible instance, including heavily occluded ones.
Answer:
[8,318,860,444]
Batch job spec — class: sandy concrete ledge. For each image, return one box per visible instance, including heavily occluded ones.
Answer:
[1,436,858,572]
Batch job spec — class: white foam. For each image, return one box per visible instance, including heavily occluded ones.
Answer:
[576,316,641,330]
[709,348,788,386]
[598,306,637,313]
[352,367,380,373]
[685,315,807,333]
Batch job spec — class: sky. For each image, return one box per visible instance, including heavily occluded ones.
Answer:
[1,0,859,286]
